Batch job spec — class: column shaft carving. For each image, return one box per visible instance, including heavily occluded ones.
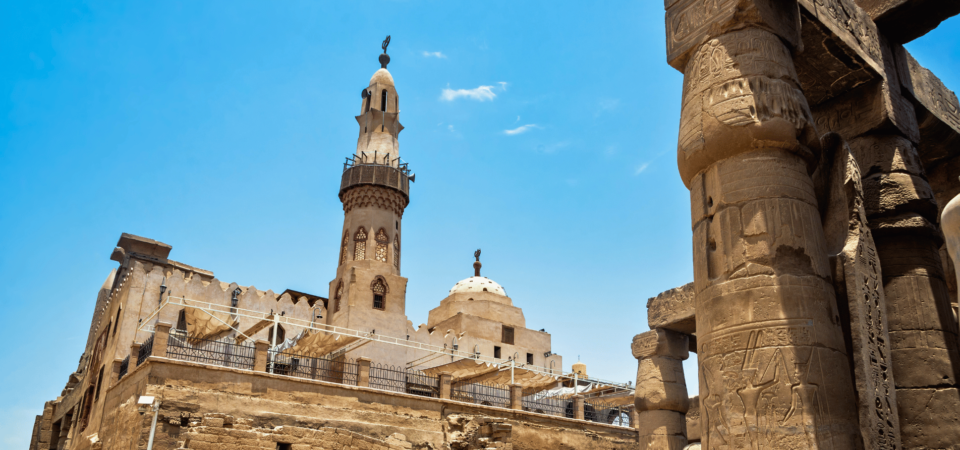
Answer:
[672,16,861,449]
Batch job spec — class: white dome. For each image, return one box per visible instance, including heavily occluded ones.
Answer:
[449,276,506,296]
[370,68,394,87]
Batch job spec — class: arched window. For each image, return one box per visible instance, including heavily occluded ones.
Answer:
[79,386,94,431]
[375,228,388,262]
[393,235,400,269]
[112,305,122,336]
[381,89,387,111]
[334,280,343,313]
[176,309,187,331]
[339,231,348,266]
[267,325,286,344]
[371,277,388,310]
[354,227,367,261]
[94,365,105,400]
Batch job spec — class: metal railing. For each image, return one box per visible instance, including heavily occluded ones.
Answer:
[269,350,358,386]
[369,363,439,397]
[137,334,154,366]
[521,394,568,417]
[451,381,511,408]
[584,399,629,427]
[118,356,130,380]
[167,331,256,370]
[339,159,412,198]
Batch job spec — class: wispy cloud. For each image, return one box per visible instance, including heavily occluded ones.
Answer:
[440,82,507,102]
[634,162,651,175]
[504,124,541,135]
[422,51,447,59]
[535,141,571,154]
[595,98,620,117]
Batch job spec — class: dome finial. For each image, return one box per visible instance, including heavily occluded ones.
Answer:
[473,249,481,277]
[379,35,391,69]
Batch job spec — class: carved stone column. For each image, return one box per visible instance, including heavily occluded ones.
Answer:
[633,328,689,450]
[665,0,861,447]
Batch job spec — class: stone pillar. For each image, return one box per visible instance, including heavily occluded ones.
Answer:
[439,373,453,399]
[130,343,142,367]
[153,321,172,358]
[632,329,688,450]
[357,357,372,387]
[847,134,960,448]
[253,340,269,372]
[572,395,584,421]
[664,1,861,447]
[629,407,640,430]
[509,384,523,410]
[110,358,123,388]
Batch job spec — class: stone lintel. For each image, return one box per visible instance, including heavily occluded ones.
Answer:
[894,45,960,170]
[112,233,172,261]
[664,0,801,72]
[646,283,695,335]
[632,328,690,361]
[795,0,884,106]
[854,0,960,44]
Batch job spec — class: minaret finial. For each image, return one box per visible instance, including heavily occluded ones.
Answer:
[379,35,391,69]
[473,249,482,277]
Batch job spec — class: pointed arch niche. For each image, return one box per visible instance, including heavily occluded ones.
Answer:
[354,227,367,261]
[371,276,388,311]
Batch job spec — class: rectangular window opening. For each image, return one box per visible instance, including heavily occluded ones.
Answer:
[373,294,385,310]
[494,346,501,359]
[277,444,292,450]
[501,326,515,345]
[526,353,533,365]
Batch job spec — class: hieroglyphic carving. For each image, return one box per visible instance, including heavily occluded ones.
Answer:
[798,0,882,68]
[678,28,815,185]
[681,24,861,449]
[818,133,901,449]
[647,282,696,334]
[665,0,800,72]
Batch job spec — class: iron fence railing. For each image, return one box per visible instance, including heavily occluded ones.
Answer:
[118,355,130,380]
[269,350,358,386]
[451,381,511,408]
[137,334,154,366]
[521,394,568,417]
[584,399,630,427]
[369,363,439,397]
[167,331,256,370]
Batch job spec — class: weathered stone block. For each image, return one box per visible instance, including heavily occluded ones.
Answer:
[636,409,685,436]
[637,434,687,450]
[896,387,960,449]
[665,0,801,72]
[848,134,925,178]
[635,356,689,413]
[795,0,884,105]
[646,283,695,334]
[895,45,960,168]
[862,172,938,220]
[685,396,700,442]
[855,0,960,44]
[632,328,690,360]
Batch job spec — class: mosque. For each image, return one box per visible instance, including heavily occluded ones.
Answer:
[28,38,636,450]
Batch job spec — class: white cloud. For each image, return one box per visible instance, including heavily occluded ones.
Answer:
[440,82,508,102]
[634,162,651,175]
[504,124,541,135]
[422,51,447,59]
[448,124,455,132]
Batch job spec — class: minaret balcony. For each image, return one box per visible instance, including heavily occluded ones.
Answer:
[339,157,413,200]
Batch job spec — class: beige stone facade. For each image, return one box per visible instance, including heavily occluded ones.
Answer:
[30,45,626,450]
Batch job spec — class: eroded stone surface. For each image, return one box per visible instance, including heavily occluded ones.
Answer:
[646,284,695,335]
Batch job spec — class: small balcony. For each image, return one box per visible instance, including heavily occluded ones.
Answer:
[339,155,413,200]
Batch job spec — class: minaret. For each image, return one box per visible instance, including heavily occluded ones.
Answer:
[327,36,413,358]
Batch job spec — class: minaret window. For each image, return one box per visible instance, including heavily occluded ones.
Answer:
[381,89,387,111]
[393,235,400,269]
[176,309,187,331]
[354,227,367,261]
[371,277,387,310]
[339,231,348,266]
[334,280,343,313]
[375,228,388,262]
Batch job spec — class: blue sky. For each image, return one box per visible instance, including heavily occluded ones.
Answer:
[1,1,958,447]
